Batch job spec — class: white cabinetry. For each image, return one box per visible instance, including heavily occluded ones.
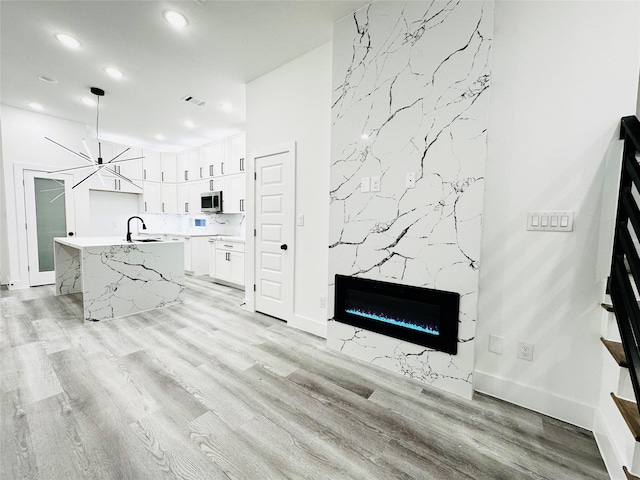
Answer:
[143,150,161,182]
[161,153,177,183]
[223,174,246,213]
[227,133,246,174]
[161,183,177,213]
[115,145,143,181]
[210,239,244,289]
[142,182,161,213]
[166,235,214,275]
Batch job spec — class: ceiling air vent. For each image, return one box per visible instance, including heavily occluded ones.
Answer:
[182,95,206,107]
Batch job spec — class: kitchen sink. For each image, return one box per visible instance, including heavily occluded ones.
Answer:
[133,238,161,243]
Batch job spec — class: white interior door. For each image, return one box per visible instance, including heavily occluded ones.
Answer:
[254,143,295,322]
[24,170,75,286]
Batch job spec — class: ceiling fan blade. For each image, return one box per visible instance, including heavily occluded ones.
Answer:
[47,164,101,174]
[109,147,130,163]
[105,166,143,190]
[72,164,108,189]
[45,136,92,161]
[109,156,146,164]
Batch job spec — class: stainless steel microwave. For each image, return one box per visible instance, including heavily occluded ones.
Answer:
[201,191,222,213]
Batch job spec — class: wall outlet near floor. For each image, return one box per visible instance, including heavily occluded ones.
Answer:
[488,334,504,354]
[517,341,534,361]
[319,296,326,309]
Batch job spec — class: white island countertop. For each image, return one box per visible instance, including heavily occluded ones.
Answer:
[54,236,182,248]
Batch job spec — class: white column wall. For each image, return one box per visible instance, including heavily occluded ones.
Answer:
[245,43,333,336]
[475,0,640,428]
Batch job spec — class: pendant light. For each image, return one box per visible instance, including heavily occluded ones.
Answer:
[46,87,144,190]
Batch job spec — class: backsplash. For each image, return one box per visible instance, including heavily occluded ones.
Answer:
[140,213,245,237]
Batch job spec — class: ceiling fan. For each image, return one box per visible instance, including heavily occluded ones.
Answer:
[46,87,144,190]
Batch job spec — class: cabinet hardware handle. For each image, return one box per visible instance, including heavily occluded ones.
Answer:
[143,169,147,180]
[209,165,213,176]
[221,162,224,175]
[200,167,203,178]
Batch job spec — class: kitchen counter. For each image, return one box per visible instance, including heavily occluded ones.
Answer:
[54,236,185,322]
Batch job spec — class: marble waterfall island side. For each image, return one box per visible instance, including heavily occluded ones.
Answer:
[54,236,185,322]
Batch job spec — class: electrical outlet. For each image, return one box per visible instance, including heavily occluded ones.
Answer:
[371,176,380,192]
[319,296,326,309]
[488,334,504,354]
[517,341,534,361]
[406,172,416,189]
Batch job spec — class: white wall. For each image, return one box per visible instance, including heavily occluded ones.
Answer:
[246,43,333,336]
[475,0,640,428]
[0,106,90,289]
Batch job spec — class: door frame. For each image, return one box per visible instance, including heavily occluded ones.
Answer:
[246,142,296,321]
[7,163,74,289]
[23,169,76,286]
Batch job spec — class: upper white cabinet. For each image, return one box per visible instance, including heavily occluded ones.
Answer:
[189,149,203,180]
[143,150,161,182]
[223,174,246,214]
[160,152,177,183]
[142,182,161,213]
[114,145,143,181]
[227,133,246,174]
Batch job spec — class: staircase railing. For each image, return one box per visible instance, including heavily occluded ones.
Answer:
[610,115,640,413]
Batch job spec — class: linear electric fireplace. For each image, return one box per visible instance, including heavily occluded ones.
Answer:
[334,275,460,355]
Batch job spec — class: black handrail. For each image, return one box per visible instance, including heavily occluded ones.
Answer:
[610,115,640,415]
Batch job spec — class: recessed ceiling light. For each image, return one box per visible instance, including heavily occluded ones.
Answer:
[155,134,165,141]
[29,102,45,111]
[104,67,124,79]
[184,120,195,128]
[221,103,233,112]
[163,10,188,28]
[361,133,369,140]
[54,33,81,49]
[38,75,58,84]
[81,97,96,106]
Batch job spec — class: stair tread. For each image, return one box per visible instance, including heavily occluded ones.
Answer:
[612,393,640,441]
[624,466,640,480]
[601,337,628,367]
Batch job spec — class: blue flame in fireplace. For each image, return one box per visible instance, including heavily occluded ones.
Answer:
[345,308,439,336]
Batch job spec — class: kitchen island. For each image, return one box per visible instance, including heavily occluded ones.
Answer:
[54,236,185,322]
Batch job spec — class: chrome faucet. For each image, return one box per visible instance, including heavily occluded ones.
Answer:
[126,216,146,242]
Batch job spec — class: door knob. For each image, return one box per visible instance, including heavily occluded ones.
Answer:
[280,244,288,251]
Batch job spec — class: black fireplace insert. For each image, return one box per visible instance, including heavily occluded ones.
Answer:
[334,275,459,355]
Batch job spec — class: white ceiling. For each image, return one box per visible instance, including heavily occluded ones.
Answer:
[0,0,368,152]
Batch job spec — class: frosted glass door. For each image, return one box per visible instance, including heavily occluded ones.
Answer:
[24,170,75,286]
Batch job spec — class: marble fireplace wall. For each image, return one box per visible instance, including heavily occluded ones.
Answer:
[328,1,493,399]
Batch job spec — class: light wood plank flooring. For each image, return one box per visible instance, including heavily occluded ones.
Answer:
[1,276,608,479]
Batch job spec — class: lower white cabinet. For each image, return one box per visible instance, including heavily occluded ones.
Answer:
[209,239,244,289]
[165,235,214,275]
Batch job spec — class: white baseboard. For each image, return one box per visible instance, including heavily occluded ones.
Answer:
[288,314,327,338]
[474,370,594,429]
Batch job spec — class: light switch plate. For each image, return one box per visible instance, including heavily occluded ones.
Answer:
[371,176,380,192]
[527,211,574,232]
[297,214,304,226]
[361,177,370,193]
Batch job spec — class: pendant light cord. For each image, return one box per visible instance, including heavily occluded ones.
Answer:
[96,93,101,160]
